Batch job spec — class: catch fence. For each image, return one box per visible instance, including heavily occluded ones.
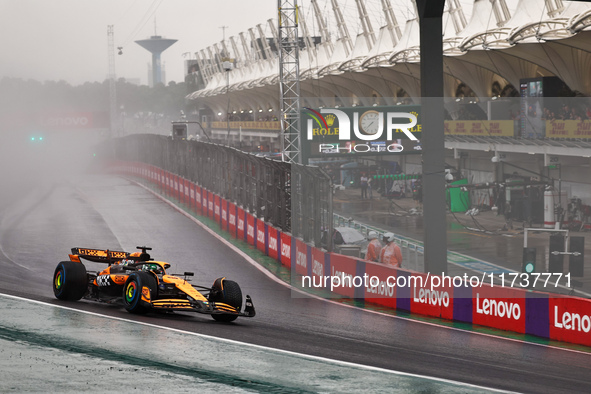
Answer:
[105,135,333,249]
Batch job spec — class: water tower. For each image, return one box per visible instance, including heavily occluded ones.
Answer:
[135,35,177,86]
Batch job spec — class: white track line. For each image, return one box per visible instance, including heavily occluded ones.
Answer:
[0,292,510,393]
[130,178,591,358]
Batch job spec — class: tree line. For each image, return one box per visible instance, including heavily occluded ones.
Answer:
[0,77,190,117]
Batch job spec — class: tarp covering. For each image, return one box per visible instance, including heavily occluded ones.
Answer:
[447,178,471,213]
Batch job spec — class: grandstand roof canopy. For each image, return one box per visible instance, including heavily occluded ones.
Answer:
[186,0,591,115]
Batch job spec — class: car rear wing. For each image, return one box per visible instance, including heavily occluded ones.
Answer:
[70,247,130,264]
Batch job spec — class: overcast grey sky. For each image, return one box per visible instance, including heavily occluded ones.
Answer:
[0,0,275,86]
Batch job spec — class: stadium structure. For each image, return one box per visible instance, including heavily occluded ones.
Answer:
[185,0,591,213]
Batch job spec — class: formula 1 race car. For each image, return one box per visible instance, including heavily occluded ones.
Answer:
[52,246,255,322]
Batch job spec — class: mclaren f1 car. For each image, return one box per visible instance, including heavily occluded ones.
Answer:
[52,246,255,322]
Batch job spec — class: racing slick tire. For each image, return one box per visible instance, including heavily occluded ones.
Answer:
[123,272,157,314]
[209,278,242,322]
[53,261,88,301]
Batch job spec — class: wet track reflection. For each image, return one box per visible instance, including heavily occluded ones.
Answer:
[0,175,590,393]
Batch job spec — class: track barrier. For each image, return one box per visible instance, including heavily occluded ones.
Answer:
[109,161,591,348]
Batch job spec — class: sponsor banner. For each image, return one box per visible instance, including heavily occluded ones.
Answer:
[546,120,591,139]
[203,190,210,218]
[208,193,215,219]
[221,199,228,231]
[40,112,97,129]
[157,169,163,191]
[210,121,281,131]
[329,253,358,297]
[189,182,195,211]
[472,285,526,334]
[246,213,256,246]
[444,120,514,137]
[151,167,156,183]
[526,291,549,339]
[165,172,172,196]
[214,195,221,224]
[195,185,202,214]
[183,179,190,206]
[308,248,327,290]
[228,202,237,237]
[179,178,185,205]
[280,232,292,268]
[187,180,193,204]
[410,272,454,320]
[364,262,397,309]
[294,239,309,276]
[173,175,179,201]
[236,207,246,240]
[256,220,266,254]
[268,226,279,260]
[549,296,591,347]
[200,189,206,215]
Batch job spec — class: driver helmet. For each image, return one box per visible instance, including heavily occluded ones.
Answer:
[382,232,396,243]
[368,231,378,240]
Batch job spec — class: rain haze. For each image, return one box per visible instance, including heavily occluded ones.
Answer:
[0,0,274,210]
[0,0,275,85]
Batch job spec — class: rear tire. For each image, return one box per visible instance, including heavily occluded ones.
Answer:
[53,261,87,301]
[209,278,242,322]
[123,272,157,314]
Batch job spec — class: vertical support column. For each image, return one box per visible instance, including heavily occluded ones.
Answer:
[278,0,302,164]
[416,0,448,275]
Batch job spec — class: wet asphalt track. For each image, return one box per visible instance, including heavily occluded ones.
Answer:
[1,175,591,393]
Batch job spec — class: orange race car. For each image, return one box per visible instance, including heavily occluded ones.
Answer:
[52,246,255,322]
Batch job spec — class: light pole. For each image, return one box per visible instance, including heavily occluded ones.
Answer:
[223,61,233,144]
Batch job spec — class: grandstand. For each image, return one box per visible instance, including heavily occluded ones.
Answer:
[185,0,591,203]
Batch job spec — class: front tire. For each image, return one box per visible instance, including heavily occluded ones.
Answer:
[123,272,157,314]
[209,278,242,322]
[53,261,87,301]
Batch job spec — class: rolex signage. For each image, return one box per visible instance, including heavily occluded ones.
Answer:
[300,105,422,162]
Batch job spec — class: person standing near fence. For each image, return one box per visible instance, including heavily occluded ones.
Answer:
[379,232,403,268]
[365,231,382,262]
[360,173,368,199]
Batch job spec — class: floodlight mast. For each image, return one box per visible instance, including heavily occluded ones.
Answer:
[278,0,302,164]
